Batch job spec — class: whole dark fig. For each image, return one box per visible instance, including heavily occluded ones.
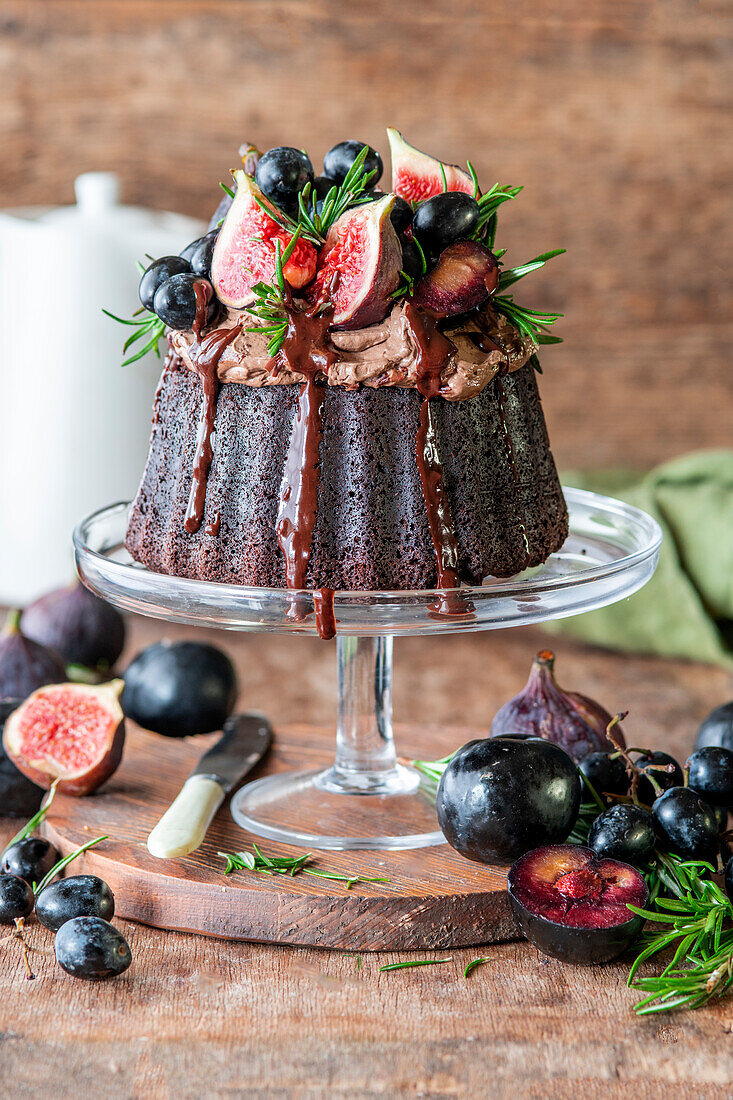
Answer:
[0,610,66,701]
[491,650,625,763]
[22,581,125,671]
[0,700,44,817]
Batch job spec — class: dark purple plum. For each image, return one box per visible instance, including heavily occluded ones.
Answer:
[138,255,191,313]
[55,917,131,980]
[587,804,656,866]
[635,750,684,805]
[686,746,733,808]
[2,837,58,885]
[0,874,34,924]
[652,787,718,862]
[36,875,115,932]
[694,702,733,752]
[323,141,383,187]
[436,737,580,864]
[121,641,237,737]
[578,751,629,801]
[508,845,648,964]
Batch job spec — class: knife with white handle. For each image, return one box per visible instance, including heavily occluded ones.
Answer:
[147,713,272,859]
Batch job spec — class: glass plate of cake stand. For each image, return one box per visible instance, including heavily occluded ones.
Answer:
[74,488,662,852]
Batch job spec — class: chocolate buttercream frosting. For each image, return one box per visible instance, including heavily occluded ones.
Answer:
[168,302,535,401]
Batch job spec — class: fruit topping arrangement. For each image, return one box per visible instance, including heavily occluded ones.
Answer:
[107,130,564,369]
[411,650,733,1012]
[0,789,130,981]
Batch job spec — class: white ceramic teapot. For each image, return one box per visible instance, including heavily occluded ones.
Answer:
[0,172,204,604]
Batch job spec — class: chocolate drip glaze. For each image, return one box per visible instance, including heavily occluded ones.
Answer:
[404,304,472,616]
[184,285,242,534]
[275,291,338,638]
[313,588,336,641]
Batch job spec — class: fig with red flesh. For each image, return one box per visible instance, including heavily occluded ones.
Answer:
[211,170,317,309]
[413,240,499,316]
[508,845,648,965]
[22,581,126,672]
[313,194,402,330]
[3,680,125,796]
[491,650,625,762]
[387,128,475,202]
[0,609,66,701]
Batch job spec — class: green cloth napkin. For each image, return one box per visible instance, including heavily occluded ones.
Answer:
[545,451,733,667]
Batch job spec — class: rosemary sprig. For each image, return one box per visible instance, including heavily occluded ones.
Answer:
[218,844,389,890]
[498,249,566,292]
[390,237,428,301]
[256,144,378,247]
[4,780,59,851]
[491,295,563,345]
[475,183,524,246]
[626,853,733,1014]
[242,231,303,357]
[379,958,452,972]
[405,753,453,786]
[102,307,167,366]
[33,835,108,896]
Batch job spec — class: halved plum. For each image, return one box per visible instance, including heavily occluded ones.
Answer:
[413,240,499,315]
[313,194,402,329]
[211,170,317,308]
[3,680,125,796]
[387,128,474,203]
[508,844,648,965]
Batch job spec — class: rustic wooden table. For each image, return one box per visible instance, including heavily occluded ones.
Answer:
[2,617,732,1098]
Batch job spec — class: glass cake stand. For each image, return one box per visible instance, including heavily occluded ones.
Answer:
[74,489,662,851]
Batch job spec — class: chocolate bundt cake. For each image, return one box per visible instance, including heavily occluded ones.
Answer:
[121,130,568,635]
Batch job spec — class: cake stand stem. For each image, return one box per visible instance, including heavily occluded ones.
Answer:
[230,632,444,849]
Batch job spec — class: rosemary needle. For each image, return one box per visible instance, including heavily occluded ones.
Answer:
[379,958,452,972]
[463,957,492,978]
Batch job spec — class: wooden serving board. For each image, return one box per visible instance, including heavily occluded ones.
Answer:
[42,724,514,951]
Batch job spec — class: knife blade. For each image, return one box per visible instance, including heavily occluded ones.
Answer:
[147,713,272,859]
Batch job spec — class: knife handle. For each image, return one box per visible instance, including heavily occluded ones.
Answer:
[147,775,224,859]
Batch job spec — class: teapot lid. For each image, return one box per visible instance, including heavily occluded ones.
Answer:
[37,172,200,238]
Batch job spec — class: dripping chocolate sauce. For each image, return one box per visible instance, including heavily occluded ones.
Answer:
[274,284,338,640]
[403,303,473,618]
[184,283,242,535]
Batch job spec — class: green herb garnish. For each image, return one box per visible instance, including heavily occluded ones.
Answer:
[102,306,167,366]
[242,230,304,357]
[5,780,59,850]
[626,852,733,1014]
[379,958,452,972]
[463,957,492,977]
[218,843,389,890]
[33,835,108,896]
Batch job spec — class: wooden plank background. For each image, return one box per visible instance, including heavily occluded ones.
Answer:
[1,0,731,467]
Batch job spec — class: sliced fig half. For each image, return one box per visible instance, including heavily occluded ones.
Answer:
[413,240,499,316]
[211,170,317,308]
[3,680,125,796]
[314,194,402,330]
[387,128,474,203]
